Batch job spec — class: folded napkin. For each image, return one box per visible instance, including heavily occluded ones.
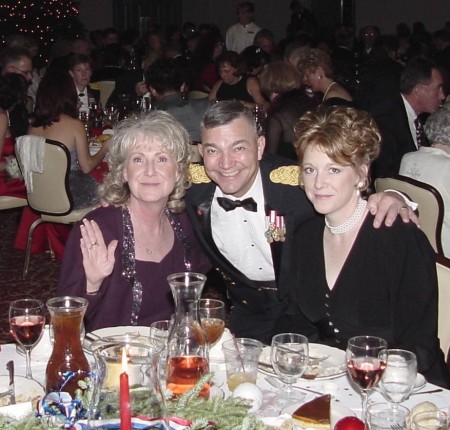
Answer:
[0,401,33,420]
[15,135,45,193]
[209,328,233,361]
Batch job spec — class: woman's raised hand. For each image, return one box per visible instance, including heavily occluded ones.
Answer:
[80,219,118,294]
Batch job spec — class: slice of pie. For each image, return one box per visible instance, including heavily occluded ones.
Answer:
[292,394,331,429]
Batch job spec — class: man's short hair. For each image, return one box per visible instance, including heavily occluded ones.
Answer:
[201,100,256,134]
[145,58,186,94]
[0,47,31,74]
[238,2,255,13]
[68,53,92,70]
[400,57,438,95]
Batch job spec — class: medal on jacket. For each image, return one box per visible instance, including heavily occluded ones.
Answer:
[265,210,286,243]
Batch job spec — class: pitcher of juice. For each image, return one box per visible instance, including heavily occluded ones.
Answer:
[166,272,210,398]
[46,296,90,397]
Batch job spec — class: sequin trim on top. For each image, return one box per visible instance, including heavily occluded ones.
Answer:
[122,206,192,325]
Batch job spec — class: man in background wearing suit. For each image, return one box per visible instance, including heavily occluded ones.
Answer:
[371,57,445,179]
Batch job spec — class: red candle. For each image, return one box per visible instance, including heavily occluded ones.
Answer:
[120,348,132,430]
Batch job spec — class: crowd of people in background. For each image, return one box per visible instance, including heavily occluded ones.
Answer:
[0,0,449,249]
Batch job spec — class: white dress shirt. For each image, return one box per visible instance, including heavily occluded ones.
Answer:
[211,170,275,281]
[78,88,89,114]
[225,22,261,53]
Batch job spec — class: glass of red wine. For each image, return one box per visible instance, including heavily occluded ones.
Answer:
[9,299,45,379]
[346,335,388,421]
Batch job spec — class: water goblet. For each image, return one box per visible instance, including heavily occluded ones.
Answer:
[270,333,308,406]
[150,319,172,383]
[346,335,387,420]
[9,299,45,379]
[199,299,226,346]
[366,402,409,430]
[378,349,417,417]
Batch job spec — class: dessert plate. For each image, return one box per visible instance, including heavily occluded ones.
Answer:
[283,400,355,429]
[259,344,347,380]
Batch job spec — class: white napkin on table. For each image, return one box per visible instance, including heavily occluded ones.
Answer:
[209,328,233,361]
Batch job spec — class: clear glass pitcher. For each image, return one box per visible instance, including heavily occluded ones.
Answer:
[46,296,90,397]
[166,272,210,398]
[89,337,167,429]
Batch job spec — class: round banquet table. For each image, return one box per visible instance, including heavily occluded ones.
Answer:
[1,339,450,424]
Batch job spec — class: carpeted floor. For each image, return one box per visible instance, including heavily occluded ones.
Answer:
[0,208,60,344]
[0,208,227,345]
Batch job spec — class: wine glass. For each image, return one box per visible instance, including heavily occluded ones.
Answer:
[271,333,309,406]
[198,299,226,346]
[378,349,417,416]
[346,336,387,420]
[9,299,45,379]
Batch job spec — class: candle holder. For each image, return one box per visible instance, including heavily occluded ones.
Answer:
[88,338,167,430]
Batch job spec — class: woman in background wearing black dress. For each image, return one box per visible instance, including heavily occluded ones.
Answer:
[297,48,354,106]
[260,61,317,160]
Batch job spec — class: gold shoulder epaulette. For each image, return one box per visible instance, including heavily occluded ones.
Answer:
[189,164,211,184]
[269,165,300,186]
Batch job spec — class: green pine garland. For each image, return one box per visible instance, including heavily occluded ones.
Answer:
[0,374,266,430]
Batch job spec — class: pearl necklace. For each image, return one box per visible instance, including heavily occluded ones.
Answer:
[325,199,367,234]
[322,81,336,101]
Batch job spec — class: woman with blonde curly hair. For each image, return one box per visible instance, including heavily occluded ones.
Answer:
[277,105,450,388]
[58,111,211,331]
[298,47,353,105]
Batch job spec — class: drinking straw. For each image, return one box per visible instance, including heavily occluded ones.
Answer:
[231,334,246,372]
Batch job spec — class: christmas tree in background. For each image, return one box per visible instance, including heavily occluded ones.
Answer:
[0,0,85,61]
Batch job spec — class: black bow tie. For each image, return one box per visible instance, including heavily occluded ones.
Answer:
[217,197,257,212]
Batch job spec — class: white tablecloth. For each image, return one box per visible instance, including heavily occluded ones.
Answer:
[1,341,450,420]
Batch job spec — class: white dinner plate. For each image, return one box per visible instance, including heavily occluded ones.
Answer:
[283,400,356,429]
[259,344,347,380]
[83,325,151,352]
[0,376,44,407]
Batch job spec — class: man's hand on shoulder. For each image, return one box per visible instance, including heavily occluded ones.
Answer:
[367,191,420,229]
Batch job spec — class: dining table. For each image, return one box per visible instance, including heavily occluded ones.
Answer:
[1,328,450,428]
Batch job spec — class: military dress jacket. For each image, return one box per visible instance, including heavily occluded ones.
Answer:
[185,154,315,341]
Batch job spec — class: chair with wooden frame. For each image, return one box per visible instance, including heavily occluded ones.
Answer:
[375,175,445,254]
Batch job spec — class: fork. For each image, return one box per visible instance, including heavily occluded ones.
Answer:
[390,424,403,430]
[264,375,325,396]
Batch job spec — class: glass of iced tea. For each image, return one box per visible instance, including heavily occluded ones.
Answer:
[199,299,226,346]
[222,338,263,391]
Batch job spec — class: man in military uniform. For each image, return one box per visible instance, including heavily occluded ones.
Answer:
[185,101,416,343]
